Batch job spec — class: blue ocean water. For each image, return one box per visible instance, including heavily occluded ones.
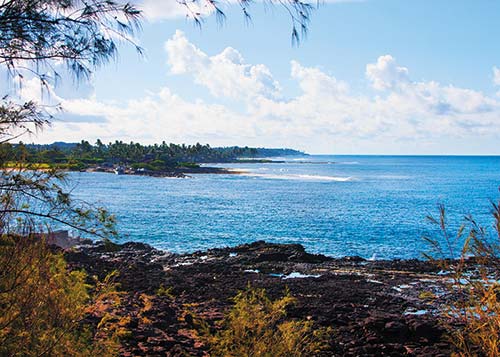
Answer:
[68,156,500,259]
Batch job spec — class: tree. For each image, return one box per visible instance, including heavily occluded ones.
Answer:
[0,1,142,354]
[0,1,318,354]
[0,0,142,142]
[171,0,314,45]
[0,0,146,237]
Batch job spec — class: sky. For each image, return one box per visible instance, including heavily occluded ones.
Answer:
[6,0,500,154]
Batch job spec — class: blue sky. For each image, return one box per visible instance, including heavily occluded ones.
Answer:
[96,0,500,98]
[14,0,500,154]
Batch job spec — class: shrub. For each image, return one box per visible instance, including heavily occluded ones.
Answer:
[424,201,500,357]
[0,234,122,356]
[156,284,175,298]
[199,285,331,357]
[177,162,200,169]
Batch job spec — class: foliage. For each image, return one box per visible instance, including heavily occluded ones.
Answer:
[0,162,117,239]
[0,1,141,355]
[424,200,500,357]
[0,0,141,239]
[206,0,312,45]
[0,0,142,79]
[4,140,305,171]
[177,161,201,169]
[199,285,331,357]
[0,0,133,244]
[0,1,318,355]
[156,284,175,298]
[0,0,143,143]
[0,99,49,144]
[0,233,122,356]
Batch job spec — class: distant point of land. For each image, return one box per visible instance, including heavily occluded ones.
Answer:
[7,140,307,177]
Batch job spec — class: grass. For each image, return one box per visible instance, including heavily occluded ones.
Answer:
[424,201,500,357]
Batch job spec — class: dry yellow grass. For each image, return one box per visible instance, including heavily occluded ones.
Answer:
[425,202,500,357]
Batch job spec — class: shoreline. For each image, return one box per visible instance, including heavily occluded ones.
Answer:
[84,165,247,178]
[64,239,456,356]
[4,158,336,179]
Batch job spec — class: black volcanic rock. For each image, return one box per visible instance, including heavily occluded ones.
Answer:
[64,240,454,356]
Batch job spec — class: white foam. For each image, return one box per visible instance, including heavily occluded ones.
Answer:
[404,310,429,316]
[226,168,251,173]
[240,172,353,182]
[172,262,194,267]
[269,273,284,278]
[397,284,412,289]
[282,272,321,279]
[296,174,352,181]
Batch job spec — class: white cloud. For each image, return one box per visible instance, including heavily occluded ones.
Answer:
[137,0,208,21]
[43,87,256,145]
[165,30,280,100]
[136,0,361,22]
[31,32,500,154]
[291,60,349,96]
[493,66,500,86]
[366,55,410,90]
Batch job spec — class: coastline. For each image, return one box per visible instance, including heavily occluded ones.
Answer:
[4,158,332,179]
[64,239,454,356]
[84,165,247,178]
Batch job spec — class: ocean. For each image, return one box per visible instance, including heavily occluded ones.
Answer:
[68,155,500,259]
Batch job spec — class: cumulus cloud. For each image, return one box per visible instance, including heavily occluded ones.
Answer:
[32,32,500,154]
[42,87,256,145]
[291,60,349,96]
[366,55,410,90]
[165,30,280,100]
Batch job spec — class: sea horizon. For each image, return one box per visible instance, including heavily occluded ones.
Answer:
[67,155,500,260]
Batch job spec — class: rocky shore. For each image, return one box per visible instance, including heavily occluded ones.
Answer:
[86,165,240,178]
[64,240,455,356]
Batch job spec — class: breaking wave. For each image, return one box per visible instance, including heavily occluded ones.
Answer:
[239,173,353,182]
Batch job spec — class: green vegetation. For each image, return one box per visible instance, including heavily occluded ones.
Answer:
[196,285,331,357]
[156,284,175,298]
[424,201,500,357]
[0,234,123,356]
[0,0,316,355]
[0,0,141,355]
[2,141,305,172]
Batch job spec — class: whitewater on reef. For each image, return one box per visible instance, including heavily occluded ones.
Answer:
[69,155,500,260]
[236,172,353,182]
